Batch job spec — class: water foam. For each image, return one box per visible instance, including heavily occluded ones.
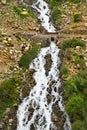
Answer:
[17,0,71,130]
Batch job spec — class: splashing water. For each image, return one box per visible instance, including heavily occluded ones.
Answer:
[17,0,71,130]
[32,0,56,32]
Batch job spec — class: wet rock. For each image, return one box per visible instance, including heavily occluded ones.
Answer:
[47,94,51,103]
[30,124,35,130]
[52,113,59,122]
[29,78,36,87]
[44,54,52,75]
[49,80,55,87]
[28,69,36,74]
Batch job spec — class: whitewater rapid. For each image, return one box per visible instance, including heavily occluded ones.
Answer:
[17,0,71,130]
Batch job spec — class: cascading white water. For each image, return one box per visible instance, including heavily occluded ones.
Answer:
[17,0,71,130]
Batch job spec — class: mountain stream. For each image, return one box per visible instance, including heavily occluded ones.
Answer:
[17,0,71,130]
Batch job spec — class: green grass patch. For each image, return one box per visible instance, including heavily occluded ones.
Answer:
[72,120,85,130]
[61,64,69,78]
[65,70,87,129]
[13,4,36,19]
[61,38,85,50]
[73,13,82,22]
[51,8,61,26]
[7,0,14,2]
[19,43,40,69]
[71,23,79,29]
[0,78,21,118]
[46,0,63,8]
[61,38,86,129]
[68,0,84,3]
[74,54,85,67]
[66,94,84,121]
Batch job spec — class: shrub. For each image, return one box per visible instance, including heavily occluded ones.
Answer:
[71,23,79,29]
[61,64,69,78]
[46,0,63,8]
[73,13,82,22]
[19,43,40,69]
[74,70,87,92]
[7,0,14,2]
[61,38,85,50]
[66,94,84,121]
[74,54,85,67]
[51,8,61,24]
[0,78,21,118]
[13,5,36,19]
[68,0,83,3]
[64,79,78,98]
[72,120,85,130]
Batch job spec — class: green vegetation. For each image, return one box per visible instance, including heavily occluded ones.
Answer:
[19,43,40,69]
[65,70,87,129]
[68,0,84,3]
[61,38,85,50]
[61,38,87,129]
[71,23,79,29]
[61,64,69,78]
[66,94,84,121]
[46,0,63,8]
[73,13,82,22]
[72,120,85,130]
[74,54,85,67]
[7,0,14,2]
[51,8,61,25]
[0,78,21,118]
[13,5,36,19]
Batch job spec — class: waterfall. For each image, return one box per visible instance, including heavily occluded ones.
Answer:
[17,0,71,130]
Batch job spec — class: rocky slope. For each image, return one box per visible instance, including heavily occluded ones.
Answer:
[0,0,87,130]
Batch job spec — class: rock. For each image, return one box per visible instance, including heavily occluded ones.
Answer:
[9,119,13,123]
[30,78,36,86]
[1,0,6,5]
[7,37,12,42]
[28,69,36,74]
[13,103,18,107]
[76,46,80,50]
[28,105,33,111]
[24,46,29,52]
[85,23,87,27]
[52,113,58,122]
[49,80,55,87]
[47,94,51,103]
[3,108,11,116]
[9,50,14,55]
[36,42,42,45]
[4,115,8,120]
[67,20,70,24]
[21,11,28,15]
[3,40,8,44]
[44,54,52,75]
[0,122,4,129]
